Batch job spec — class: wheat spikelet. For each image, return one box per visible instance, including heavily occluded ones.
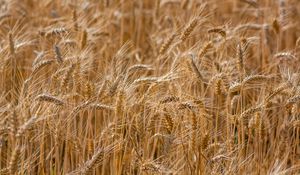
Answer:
[69,101,92,117]
[265,83,289,102]
[214,61,222,72]
[148,112,159,132]
[32,51,45,67]
[240,105,263,119]
[115,41,133,60]
[293,120,300,128]
[115,90,125,118]
[8,32,15,55]
[272,18,280,34]
[160,96,179,104]
[159,33,176,55]
[255,112,263,135]
[229,82,241,93]
[274,52,296,60]
[8,108,18,137]
[60,39,78,47]
[215,78,222,95]
[96,81,107,100]
[32,59,55,75]
[189,54,205,83]
[248,112,262,130]
[241,0,258,7]
[72,60,81,92]
[230,95,240,114]
[163,110,174,134]
[178,101,195,110]
[51,28,68,35]
[154,0,160,17]
[80,29,88,49]
[61,63,76,90]
[210,155,231,163]
[286,95,300,112]
[133,77,158,85]
[89,103,114,111]
[242,75,269,85]
[21,78,32,96]
[234,24,263,32]
[190,110,198,150]
[42,27,68,37]
[84,81,95,100]
[180,18,198,41]
[35,94,64,106]
[76,141,121,175]
[287,95,300,105]
[205,143,222,154]
[198,42,213,58]
[230,95,240,108]
[193,98,205,109]
[237,42,245,74]
[51,68,65,84]
[16,115,38,138]
[127,64,153,73]
[181,0,189,9]
[0,13,10,22]
[201,132,209,150]
[125,64,153,82]
[140,160,173,174]
[109,75,124,96]
[8,145,21,174]
[208,28,226,38]
[72,9,78,31]
[54,45,63,63]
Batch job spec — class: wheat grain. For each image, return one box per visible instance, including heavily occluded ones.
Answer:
[35,94,64,106]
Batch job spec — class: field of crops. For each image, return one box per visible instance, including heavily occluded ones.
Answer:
[0,0,299,174]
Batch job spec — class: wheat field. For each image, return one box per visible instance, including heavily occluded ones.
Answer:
[0,0,299,174]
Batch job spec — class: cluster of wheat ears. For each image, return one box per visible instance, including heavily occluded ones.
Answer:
[0,0,299,174]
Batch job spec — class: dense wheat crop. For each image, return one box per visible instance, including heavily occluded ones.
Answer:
[0,0,299,174]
